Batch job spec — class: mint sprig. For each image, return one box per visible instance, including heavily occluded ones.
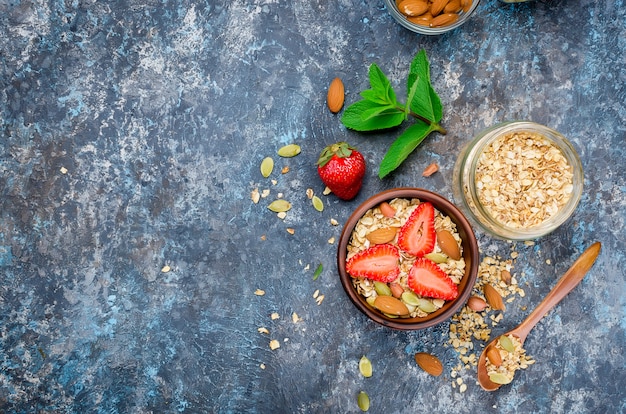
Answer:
[341,50,446,179]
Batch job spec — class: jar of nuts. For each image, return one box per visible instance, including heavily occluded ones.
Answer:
[384,0,480,35]
[453,121,584,240]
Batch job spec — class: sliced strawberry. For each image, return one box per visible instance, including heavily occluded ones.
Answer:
[346,244,400,283]
[407,257,458,300]
[397,201,436,257]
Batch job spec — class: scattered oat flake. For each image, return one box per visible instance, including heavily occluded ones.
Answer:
[269,340,280,350]
[281,166,289,174]
[251,188,260,204]
[422,162,439,177]
[271,312,280,320]
[255,289,265,296]
[292,312,301,323]
[327,237,335,244]
[161,265,171,273]
[316,294,325,305]
[260,234,266,241]
[306,188,314,199]
[60,167,68,174]
[277,212,287,220]
[323,186,331,195]
[258,327,269,334]
[330,218,339,226]
[260,363,266,369]
[313,289,320,299]
[261,189,270,198]
[286,228,295,235]
[271,179,277,185]
[460,384,467,393]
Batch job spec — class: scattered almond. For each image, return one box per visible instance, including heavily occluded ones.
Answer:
[483,284,506,311]
[500,269,512,285]
[422,162,439,177]
[365,227,398,245]
[467,296,487,312]
[414,352,444,376]
[436,229,461,261]
[327,77,345,113]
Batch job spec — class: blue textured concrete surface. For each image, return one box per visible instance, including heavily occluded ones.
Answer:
[1,0,624,412]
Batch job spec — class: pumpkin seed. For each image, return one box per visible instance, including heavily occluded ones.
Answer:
[260,157,274,177]
[425,252,448,263]
[366,296,376,307]
[357,391,370,411]
[277,144,301,158]
[489,372,513,385]
[417,298,437,313]
[401,290,421,306]
[267,199,291,212]
[359,356,373,378]
[499,335,515,353]
[312,195,324,212]
[373,281,392,296]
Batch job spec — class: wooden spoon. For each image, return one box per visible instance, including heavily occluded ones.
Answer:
[477,242,601,391]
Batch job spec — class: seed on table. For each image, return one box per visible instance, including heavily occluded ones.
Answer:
[312,195,324,212]
[268,199,292,212]
[277,144,301,158]
[359,356,373,378]
[357,391,370,411]
[260,157,274,177]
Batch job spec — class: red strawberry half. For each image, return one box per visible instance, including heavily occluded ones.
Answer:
[397,201,436,257]
[346,244,400,283]
[407,257,458,300]
[317,142,366,201]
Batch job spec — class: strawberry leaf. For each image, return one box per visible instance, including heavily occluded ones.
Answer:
[378,122,436,179]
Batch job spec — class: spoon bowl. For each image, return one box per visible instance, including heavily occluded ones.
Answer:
[477,242,601,391]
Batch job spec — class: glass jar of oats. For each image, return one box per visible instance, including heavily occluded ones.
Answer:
[453,121,583,240]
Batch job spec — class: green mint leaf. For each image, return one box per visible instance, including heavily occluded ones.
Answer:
[378,122,436,178]
[360,104,397,122]
[368,63,399,108]
[368,63,392,97]
[406,50,443,124]
[405,78,419,120]
[313,263,323,280]
[360,89,390,105]
[407,50,437,123]
[428,83,443,123]
[341,100,405,131]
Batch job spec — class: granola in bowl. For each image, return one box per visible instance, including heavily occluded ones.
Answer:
[337,188,479,330]
[347,197,466,318]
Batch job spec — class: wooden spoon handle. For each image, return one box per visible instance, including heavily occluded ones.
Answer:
[515,242,601,341]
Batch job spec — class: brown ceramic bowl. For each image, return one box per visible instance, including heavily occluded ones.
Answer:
[337,188,479,330]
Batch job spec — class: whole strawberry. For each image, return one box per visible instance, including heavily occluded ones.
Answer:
[317,142,366,200]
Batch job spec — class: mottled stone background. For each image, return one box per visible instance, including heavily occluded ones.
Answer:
[1,0,624,412]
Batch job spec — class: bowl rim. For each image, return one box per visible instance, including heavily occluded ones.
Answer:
[337,187,479,330]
